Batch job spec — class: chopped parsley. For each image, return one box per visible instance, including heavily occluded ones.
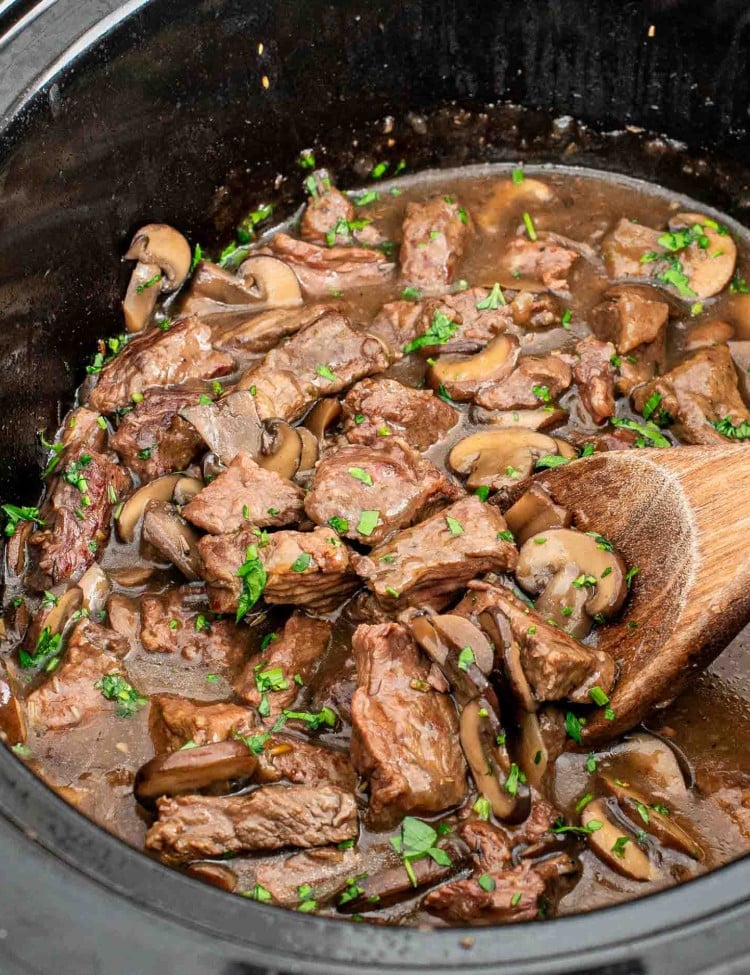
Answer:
[328,516,350,534]
[402,310,459,354]
[497,529,514,542]
[457,646,475,671]
[445,516,463,536]
[316,363,336,382]
[712,417,750,440]
[402,286,422,301]
[729,271,750,294]
[473,796,491,820]
[244,884,273,902]
[371,161,389,179]
[348,467,373,486]
[475,485,490,502]
[532,384,551,403]
[291,553,313,572]
[611,416,670,448]
[94,672,147,717]
[390,817,452,886]
[356,510,380,537]
[522,212,537,241]
[625,566,640,587]
[512,167,525,185]
[477,873,496,892]
[283,706,337,730]
[2,504,44,537]
[611,836,630,858]
[565,711,583,744]
[505,763,521,796]
[589,686,610,707]
[535,454,569,470]
[19,626,62,669]
[551,818,602,836]
[235,544,267,622]
[135,272,162,294]
[476,283,507,310]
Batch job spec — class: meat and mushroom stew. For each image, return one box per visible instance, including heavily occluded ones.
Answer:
[3,162,750,926]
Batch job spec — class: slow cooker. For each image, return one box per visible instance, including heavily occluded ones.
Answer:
[1,0,750,971]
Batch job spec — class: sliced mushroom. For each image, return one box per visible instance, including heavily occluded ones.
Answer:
[304,398,342,441]
[142,501,202,581]
[460,697,531,824]
[236,255,303,309]
[202,452,226,484]
[683,319,735,352]
[533,562,592,638]
[186,862,239,893]
[297,427,319,474]
[667,212,737,299]
[477,606,536,712]
[0,663,26,745]
[427,334,520,402]
[448,428,561,492]
[406,611,494,706]
[471,406,568,432]
[109,566,155,588]
[553,438,577,460]
[337,845,465,913]
[77,565,111,615]
[181,390,264,466]
[173,476,204,506]
[256,419,303,480]
[609,731,693,795]
[476,178,556,234]
[123,224,192,332]
[581,798,657,881]
[517,711,549,788]
[600,776,703,860]
[116,474,183,543]
[25,586,83,652]
[134,740,258,808]
[504,484,572,545]
[515,528,627,629]
[5,520,33,579]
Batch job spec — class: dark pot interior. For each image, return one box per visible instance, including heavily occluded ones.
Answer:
[1,0,750,972]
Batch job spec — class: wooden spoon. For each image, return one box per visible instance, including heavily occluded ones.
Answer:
[502,445,750,741]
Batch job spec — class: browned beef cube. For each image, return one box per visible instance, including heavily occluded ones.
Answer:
[110,387,204,480]
[234,612,332,716]
[350,621,467,827]
[61,407,109,453]
[399,197,471,290]
[26,620,129,731]
[262,232,394,297]
[198,526,357,615]
[460,582,615,704]
[28,448,131,588]
[352,496,517,611]
[573,336,617,423]
[590,286,669,354]
[145,785,358,861]
[149,694,256,751]
[255,846,362,907]
[299,170,355,243]
[502,237,579,292]
[148,693,355,791]
[341,378,458,450]
[88,316,235,413]
[139,585,248,671]
[632,344,750,444]
[236,309,389,422]
[304,438,460,546]
[474,354,572,410]
[182,453,305,534]
[210,303,340,358]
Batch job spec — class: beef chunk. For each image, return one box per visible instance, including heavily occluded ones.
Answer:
[399,197,470,290]
[210,303,340,359]
[148,694,355,790]
[309,654,357,725]
[299,170,355,243]
[341,378,458,450]
[61,407,108,453]
[425,841,574,923]
[236,310,389,423]
[352,496,518,611]
[234,612,332,716]
[26,620,129,731]
[149,694,256,752]
[110,387,204,480]
[462,582,615,704]
[181,261,269,317]
[262,233,394,297]
[474,354,572,410]
[502,237,579,292]
[140,586,247,670]
[573,336,617,423]
[255,846,362,907]
[88,317,235,413]
[182,453,304,534]
[632,344,750,444]
[304,438,460,546]
[350,622,467,827]
[28,448,130,588]
[145,785,358,862]
[590,287,669,355]
[614,327,667,398]
[198,526,357,615]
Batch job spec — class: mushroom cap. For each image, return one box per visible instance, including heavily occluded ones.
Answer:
[125,224,192,291]
[667,212,737,299]
[116,473,184,543]
[427,333,520,402]
[515,527,628,619]
[304,397,342,441]
[406,610,494,706]
[503,483,572,545]
[476,177,556,233]
[237,255,303,308]
[449,428,560,492]
[256,419,303,480]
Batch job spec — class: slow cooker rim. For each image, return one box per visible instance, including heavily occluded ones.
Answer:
[2,1,750,970]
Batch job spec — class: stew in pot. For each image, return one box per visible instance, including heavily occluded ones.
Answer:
[2,160,750,926]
